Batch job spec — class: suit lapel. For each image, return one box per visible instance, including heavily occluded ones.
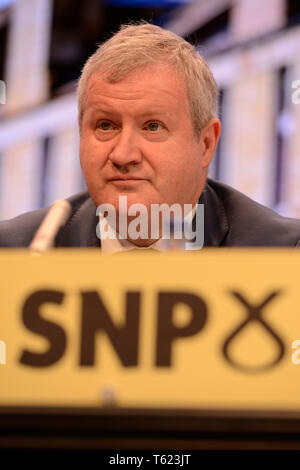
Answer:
[199,180,229,247]
[56,197,100,247]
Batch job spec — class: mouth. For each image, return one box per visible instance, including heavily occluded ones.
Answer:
[108,179,147,188]
[108,177,147,181]
[107,177,148,187]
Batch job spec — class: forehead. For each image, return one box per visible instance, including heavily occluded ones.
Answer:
[84,64,189,113]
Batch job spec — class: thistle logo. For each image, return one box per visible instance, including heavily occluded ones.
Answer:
[0,340,6,365]
[0,80,5,104]
[96,196,204,250]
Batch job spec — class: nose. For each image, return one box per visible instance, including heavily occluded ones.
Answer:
[109,127,142,170]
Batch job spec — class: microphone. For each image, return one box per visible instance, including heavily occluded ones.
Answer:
[29,199,72,252]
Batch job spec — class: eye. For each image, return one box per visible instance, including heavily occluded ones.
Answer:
[97,120,116,131]
[145,121,164,132]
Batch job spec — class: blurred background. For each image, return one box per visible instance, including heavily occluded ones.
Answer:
[0,0,299,221]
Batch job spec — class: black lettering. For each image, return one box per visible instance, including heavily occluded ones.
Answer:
[156,292,207,366]
[19,290,66,367]
[80,291,140,366]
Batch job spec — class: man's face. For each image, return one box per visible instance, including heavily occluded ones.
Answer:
[79,64,218,226]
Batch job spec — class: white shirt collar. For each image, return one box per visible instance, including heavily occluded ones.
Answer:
[99,218,166,253]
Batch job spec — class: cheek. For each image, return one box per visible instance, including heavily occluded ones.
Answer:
[79,133,93,167]
[159,146,203,195]
[155,146,199,185]
[80,136,108,173]
[79,142,87,172]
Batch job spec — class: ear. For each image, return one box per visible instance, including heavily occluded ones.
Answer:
[200,118,221,168]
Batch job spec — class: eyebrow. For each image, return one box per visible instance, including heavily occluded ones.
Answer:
[89,106,115,115]
[89,106,171,120]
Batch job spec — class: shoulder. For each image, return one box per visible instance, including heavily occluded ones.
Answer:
[0,191,91,247]
[206,178,300,247]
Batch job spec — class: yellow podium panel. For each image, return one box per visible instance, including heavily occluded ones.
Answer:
[0,248,299,410]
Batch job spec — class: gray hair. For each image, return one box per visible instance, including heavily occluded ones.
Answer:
[77,22,219,136]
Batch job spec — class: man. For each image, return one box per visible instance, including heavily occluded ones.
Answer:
[0,22,300,249]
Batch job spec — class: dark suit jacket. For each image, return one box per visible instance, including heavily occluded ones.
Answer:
[0,178,300,248]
